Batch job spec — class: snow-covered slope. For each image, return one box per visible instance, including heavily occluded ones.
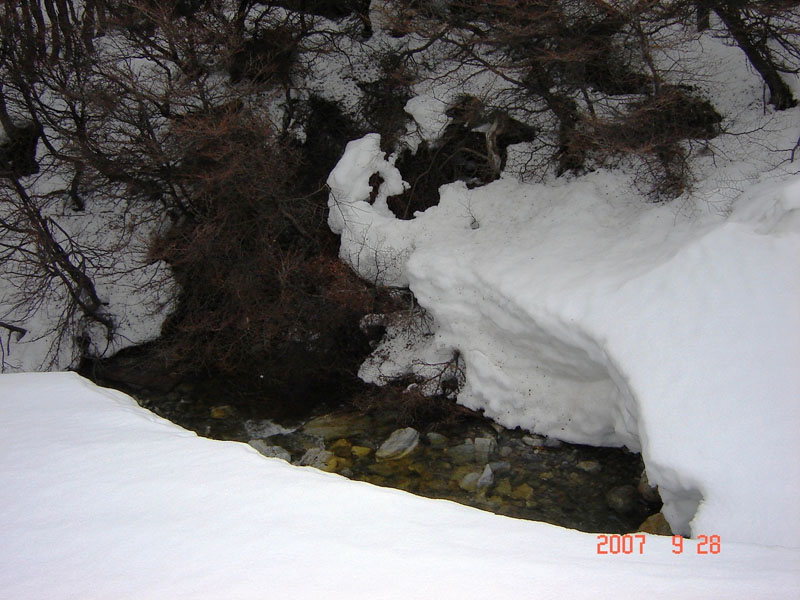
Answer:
[0,372,797,599]
[327,130,800,547]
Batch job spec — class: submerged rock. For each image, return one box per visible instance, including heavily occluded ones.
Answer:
[476,464,494,491]
[606,485,639,514]
[376,427,420,460]
[301,413,372,440]
[474,437,497,463]
[426,432,449,448]
[446,440,476,464]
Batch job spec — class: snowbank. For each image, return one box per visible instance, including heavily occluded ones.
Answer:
[327,135,800,547]
[1,372,798,599]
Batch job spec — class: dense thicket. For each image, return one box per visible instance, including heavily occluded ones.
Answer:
[1,0,797,403]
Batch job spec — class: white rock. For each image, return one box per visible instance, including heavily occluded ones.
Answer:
[248,440,291,462]
[376,427,420,460]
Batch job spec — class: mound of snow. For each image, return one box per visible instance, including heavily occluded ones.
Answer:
[1,372,798,599]
[327,134,800,547]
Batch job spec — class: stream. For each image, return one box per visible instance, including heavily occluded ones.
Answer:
[128,378,666,535]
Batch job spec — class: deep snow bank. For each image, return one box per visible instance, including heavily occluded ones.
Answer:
[1,372,798,599]
[327,134,800,547]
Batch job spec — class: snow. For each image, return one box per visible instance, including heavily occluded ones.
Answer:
[327,131,800,547]
[1,372,798,599]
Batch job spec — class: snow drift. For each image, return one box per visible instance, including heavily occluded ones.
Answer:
[327,133,800,547]
[1,372,798,599]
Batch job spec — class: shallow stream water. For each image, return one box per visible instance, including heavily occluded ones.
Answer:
[130,380,663,535]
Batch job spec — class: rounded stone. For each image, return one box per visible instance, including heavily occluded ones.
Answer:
[426,432,449,448]
[446,441,476,464]
[376,427,420,460]
[638,512,673,536]
[577,460,602,474]
[459,472,481,492]
[606,485,639,514]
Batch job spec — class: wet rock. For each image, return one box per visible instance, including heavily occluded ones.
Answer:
[638,472,661,503]
[301,413,372,440]
[376,427,420,460]
[351,445,372,458]
[210,405,235,419]
[499,445,513,458]
[522,435,546,447]
[638,512,672,535]
[495,478,513,497]
[446,440,476,464]
[540,471,554,480]
[245,419,295,438]
[459,472,481,492]
[577,460,602,474]
[476,464,494,491]
[488,461,511,474]
[248,440,291,462]
[543,437,563,448]
[606,485,639,514]
[298,448,337,472]
[330,438,353,457]
[426,432,449,448]
[512,483,534,501]
[474,437,497,463]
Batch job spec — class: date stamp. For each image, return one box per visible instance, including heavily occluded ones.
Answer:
[596,534,721,555]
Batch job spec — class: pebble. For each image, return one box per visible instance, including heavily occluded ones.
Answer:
[474,437,497,463]
[248,440,291,462]
[512,483,534,501]
[446,440,476,464]
[499,445,513,458]
[477,464,494,491]
[426,432,449,448]
[522,435,546,447]
[577,460,602,474]
[489,461,511,474]
[298,448,336,472]
[210,405,235,419]
[459,472,481,492]
[376,427,420,460]
[351,445,372,458]
[606,485,639,514]
[329,438,353,457]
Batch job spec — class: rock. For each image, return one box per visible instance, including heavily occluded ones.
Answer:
[446,440,476,464]
[638,472,661,503]
[488,461,511,474]
[499,445,513,458]
[210,405,235,419]
[244,419,294,438]
[301,413,372,440]
[476,464,494,491]
[606,485,639,514]
[577,460,602,474]
[298,448,337,472]
[522,435,546,447]
[495,478,513,497]
[351,445,372,458]
[376,427,420,460]
[248,440,291,462]
[512,483,534,501]
[339,468,354,478]
[459,472,481,492]
[638,513,673,536]
[474,437,497,463]
[543,437,563,448]
[329,438,353,457]
[539,471,554,480]
[426,432,449,448]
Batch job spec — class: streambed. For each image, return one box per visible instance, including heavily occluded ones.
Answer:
[131,381,665,535]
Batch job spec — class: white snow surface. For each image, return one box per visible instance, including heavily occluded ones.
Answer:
[327,133,800,547]
[1,372,798,599]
